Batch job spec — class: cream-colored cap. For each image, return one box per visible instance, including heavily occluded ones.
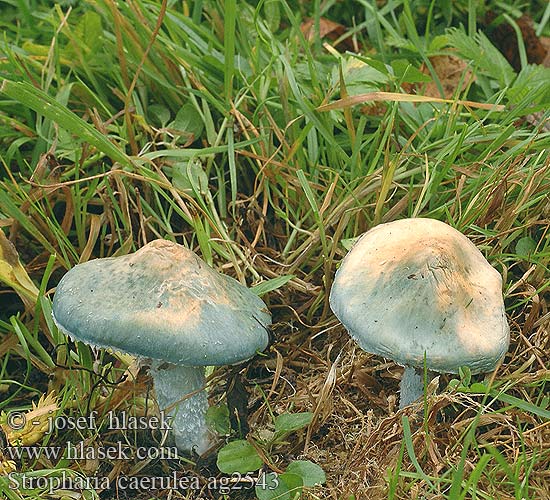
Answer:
[329,218,509,373]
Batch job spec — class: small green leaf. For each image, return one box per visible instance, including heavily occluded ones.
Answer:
[171,159,209,196]
[255,472,303,500]
[206,405,231,435]
[168,102,204,141]
[286,460,326,487]
[274,412,313,433]
[217,440,263,474]
[255,472,286,500]
[265,0,281,31]
[469,382,488,393]
[447,378,460,390]
[251,275,295,296]
[515,236,537,259]
[279,473,304,499]
[340,237,360,251]
[148,104,171,127]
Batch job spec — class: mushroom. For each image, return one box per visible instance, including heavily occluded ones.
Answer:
[329,218,510,409]
[52,239,271,454]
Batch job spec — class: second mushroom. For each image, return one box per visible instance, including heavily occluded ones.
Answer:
[329,218,510,408]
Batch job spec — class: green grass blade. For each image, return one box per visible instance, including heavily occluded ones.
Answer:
[0,80,133,168]
[224,0,237,104]
[402,415,434,488]
[251,275,295,296]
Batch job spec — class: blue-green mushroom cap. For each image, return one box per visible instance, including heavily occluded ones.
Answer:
[52,240,271,366]
[329,218,510,374]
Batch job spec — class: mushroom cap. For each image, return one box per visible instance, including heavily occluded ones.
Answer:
[52,240,271,366]
[329,218,510,374]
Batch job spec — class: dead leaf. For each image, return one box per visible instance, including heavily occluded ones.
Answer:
[420,55,474,99]
[0,229,40,308]
[486,12,547,71]
[301,17,356,51]
[317,91,504,112]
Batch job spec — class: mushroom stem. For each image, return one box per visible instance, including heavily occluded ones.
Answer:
[399,366,424,409]
[149,360,212,454]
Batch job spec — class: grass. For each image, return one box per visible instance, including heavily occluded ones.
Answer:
[1,0,549,498]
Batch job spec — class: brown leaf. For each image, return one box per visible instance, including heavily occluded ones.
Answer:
[317,91,504,112]
[420,55,475,99]
[485,13,547,71]
[300,17,356,51]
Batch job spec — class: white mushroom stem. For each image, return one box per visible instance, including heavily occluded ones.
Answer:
[149,360,212,454]
[399,366,424,409]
